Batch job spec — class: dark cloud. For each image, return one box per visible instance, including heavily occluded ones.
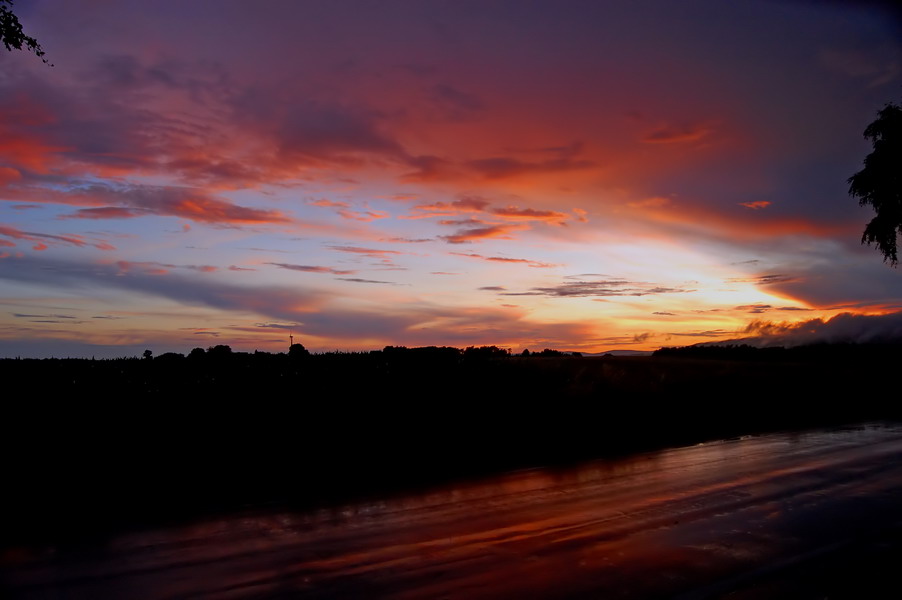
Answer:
[735,304,773,313]
[381,237,434,243]
[336,277,404,285]
[431,84,484,120]
[727,274,797,285]
[490,206,568,223]
[328,246,402,257]
[479,286,507,291]
[669,330,733,337]
[768,259,902,309]
[268,262,355,275]
[723,311,902,347]
[229,90,407,169]
[504,277,692,297]
[64,207,145,220]
[251,322,300,330]
[0,255,323,322]
[114,261,217,275]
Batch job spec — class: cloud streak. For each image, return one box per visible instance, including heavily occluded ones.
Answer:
[451,252,559,268]
[502,276,693,297]
[268,262,356,275]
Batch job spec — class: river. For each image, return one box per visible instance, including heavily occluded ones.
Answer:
[4,423,902,598]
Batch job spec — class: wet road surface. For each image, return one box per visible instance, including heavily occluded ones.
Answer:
[4,423,902,599]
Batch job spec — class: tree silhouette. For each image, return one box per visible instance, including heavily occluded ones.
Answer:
[848,102,902,266]
[0,0,51,65]
[288,343,309,359]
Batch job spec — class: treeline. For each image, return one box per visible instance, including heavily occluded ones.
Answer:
[154,343,581,361]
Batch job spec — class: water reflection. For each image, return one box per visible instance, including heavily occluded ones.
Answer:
[4,423,902,599]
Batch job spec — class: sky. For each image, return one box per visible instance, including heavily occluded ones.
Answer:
[1,0,901,357]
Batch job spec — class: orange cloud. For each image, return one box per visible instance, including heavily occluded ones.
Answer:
[491,205,568,224]
[336,208,389,222]
[740,201,771,209]
[403,196,490,219]
[0,130,70,173]
[307,199,350,208]
[165,195,291,225]
[440,223,528,244]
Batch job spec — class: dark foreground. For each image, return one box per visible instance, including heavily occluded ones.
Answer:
[4,423,902,599]
[4,352,900,547]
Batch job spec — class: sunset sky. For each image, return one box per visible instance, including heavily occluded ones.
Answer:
[1,0,901,357]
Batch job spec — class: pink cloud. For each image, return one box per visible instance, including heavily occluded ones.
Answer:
[336,208,389,222]
[0,224,114,251]
[451,252,560,268]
